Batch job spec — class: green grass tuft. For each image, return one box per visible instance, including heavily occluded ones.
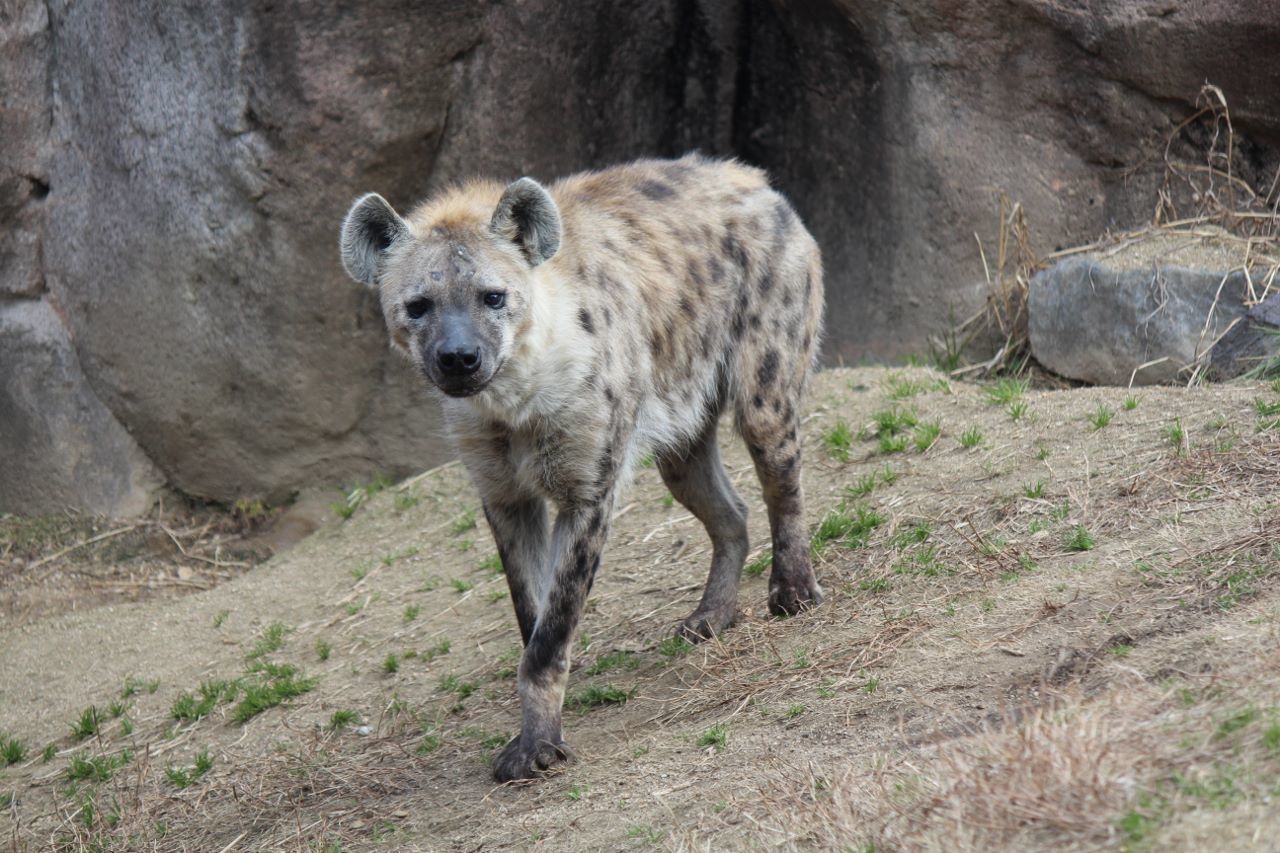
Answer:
[959,426,984,449]
[986,377,1028,406]
[587,650,640,676]
[565,685,633,710]
[328,709,360,731]
[1087,404,1114,431]
[66,750,131,784]
[696,723,728,752]
[744,549,772,578]
[231,663,318,723]
[822,420,854,463]
[1064,525,1096,552]
[165,750,214,788]
[70,707,101,742]
[245,622,289,661]
[658,636,694,658]
[811,503,883,556]
[0,735,26,766]
[451,509,477,534]
[913,420,942,452]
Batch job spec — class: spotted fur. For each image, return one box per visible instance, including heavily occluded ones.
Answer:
[340,154,824,782]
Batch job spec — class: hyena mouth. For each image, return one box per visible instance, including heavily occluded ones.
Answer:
[431,359,503,399]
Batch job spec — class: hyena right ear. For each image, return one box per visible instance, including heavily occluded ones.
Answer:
[490,178,561,266]
[340,193,409,288]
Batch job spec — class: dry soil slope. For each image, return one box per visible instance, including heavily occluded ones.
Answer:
[1,366,1278,851]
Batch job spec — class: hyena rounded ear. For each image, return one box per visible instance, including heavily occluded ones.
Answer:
[490,178,561,266]
[340,193,409,288]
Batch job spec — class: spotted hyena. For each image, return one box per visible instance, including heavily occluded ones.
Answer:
[339,154,824,782]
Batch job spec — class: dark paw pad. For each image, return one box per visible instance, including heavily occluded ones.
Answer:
[768,575,824,617]
[492,736,574,783]
[677,607,736,644]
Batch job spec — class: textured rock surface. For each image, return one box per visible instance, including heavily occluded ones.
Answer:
[1208,292,1280,380]
[0,301,162,515]
[2,0,1279,512]
[1028,256,1251,385]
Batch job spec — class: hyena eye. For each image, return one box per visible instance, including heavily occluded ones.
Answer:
[405,297,433,319]
[483,292,506,309]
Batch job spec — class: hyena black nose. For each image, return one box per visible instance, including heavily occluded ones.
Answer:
[437,344,482,377]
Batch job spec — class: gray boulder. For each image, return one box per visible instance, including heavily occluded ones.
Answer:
[1029,255,1251,385]
[0,301,161,515]
[1207,292,1280,380]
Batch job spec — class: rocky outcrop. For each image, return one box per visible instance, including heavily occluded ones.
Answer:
[1028,255,1253,385]
[1208,292,1280,380]
[3,0,1279,513]
[0,301,161,515]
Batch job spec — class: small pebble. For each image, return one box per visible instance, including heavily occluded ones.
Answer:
[356,725,372,736]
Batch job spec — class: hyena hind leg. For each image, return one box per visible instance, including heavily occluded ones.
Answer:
[737,372,823,617]
[658,422,750,642]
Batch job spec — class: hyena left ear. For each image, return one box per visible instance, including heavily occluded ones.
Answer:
[490,178,561,266]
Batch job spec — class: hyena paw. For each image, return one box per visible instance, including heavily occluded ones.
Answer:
[677,607,736,643]
[492,735,575,783]
[768,574,824,617]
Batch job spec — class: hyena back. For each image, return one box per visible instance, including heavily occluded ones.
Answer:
[340,154,823,782]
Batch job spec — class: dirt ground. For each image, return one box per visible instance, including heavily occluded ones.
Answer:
[2,366,1278,851]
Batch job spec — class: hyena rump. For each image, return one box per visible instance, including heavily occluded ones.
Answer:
[340,154,824,782]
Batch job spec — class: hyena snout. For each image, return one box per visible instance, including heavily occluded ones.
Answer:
[422,312,498,397]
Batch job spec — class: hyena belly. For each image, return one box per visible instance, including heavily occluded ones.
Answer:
[339,153,823,782]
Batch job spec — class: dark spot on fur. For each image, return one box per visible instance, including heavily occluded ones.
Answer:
[603,306,613,326]
[758,271,775,295]
[782,289,793,308]
[802,333,812,352]
[653,246,674,275]
[748,443,764,458]
[687,258,706,291]
[752,395,764,409]
[638,179,675,200]
[748,314,761,330]
[772,399,782,414]
[757,350,780,387]
[603,239,620,256]
[679,295,695,317]
[721,231,748,272]
[604,386,615,403]
[709,257,725,284]
[578,308,595,334]
[783,403,795,424]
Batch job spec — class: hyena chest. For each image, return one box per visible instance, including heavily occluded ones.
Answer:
[505,427,600,506]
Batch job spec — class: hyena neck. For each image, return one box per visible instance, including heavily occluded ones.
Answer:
[467,267,594,430]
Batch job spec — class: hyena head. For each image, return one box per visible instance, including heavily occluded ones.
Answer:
[339,178,561,398]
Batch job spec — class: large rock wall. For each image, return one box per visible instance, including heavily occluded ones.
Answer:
[2,0,1278,514]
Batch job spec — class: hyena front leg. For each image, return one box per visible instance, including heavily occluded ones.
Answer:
[493,499,612,782]
[483,497,550,646]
